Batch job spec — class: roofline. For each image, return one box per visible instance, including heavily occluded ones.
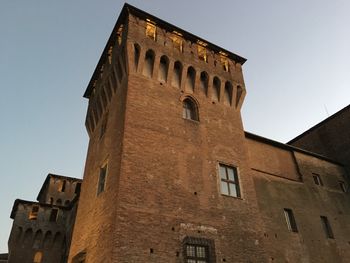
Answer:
[245,131,343,165]
[36,173,82,202]
[83,3,247,98]
[10,199,71,219]
[288,104,350,144]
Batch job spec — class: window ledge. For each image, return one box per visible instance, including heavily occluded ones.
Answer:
[183,118,200,124]
[221,194,242,200]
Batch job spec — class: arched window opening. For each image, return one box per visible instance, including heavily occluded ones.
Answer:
[56,199,62,206]
[53,232,62,248]
[142,49,155,78]
[16,227,23,242]
[212,77,221,102]
[236,85,243,108]
[43,231,52,250]
[172,61,182,88]
[224,81,233,106]
[200,71,209,96]
[158,55,169,82]
[33,230,43,249]
[182,98,199,121]
[186,66,196,93]
[23,228,33,246]
[134,43,141,71]
[33,251,43,263]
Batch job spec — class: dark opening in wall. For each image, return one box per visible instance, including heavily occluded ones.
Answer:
[186,66,196,93]
[200,71,208,96]
[158,55,169,82]
[212,77,221,102]
[143,49,155,78]
[172,61,182,88]
[134,43,141,71]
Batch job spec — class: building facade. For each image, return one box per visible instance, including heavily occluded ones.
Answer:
[67,4,350,263]
[8,174,82,263]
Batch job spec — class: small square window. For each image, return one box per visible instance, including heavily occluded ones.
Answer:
[218,164,240,198]
[312,173,323,186]
[97,164,108,195]
[29,205,39,220]
[284,208,298,232]
[339,181,347,192]
[320,216,334,239]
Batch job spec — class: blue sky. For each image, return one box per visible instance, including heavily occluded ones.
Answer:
[0,0,349,253]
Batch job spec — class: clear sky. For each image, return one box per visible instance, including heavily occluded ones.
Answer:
[0,0,349,253]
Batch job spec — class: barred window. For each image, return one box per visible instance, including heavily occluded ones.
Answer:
[185,244,209,263]
[183,237,215,263]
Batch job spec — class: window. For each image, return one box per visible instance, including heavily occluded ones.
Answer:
[143,49,155,78]
[212,77,221,102]
[29,205,39,220]
[75,182,82,194]
[339,181,346,192]
[59,180,66,192]
[220,56,229,72]
[33,251,43,263]
[182,98,198,121]
[145,21,156,40]
[133,43,141,71]
[183,237,215,263]
[158,55,169,82]
[219,164,240,197]
[312,173,323,186]
[186,67,196,93]
[224,81,233,106]
[284,208,298,232]
[172,61,182,88]
[97,163,108,195]
[320,216,334,238]
[200,71,208,96]
[185,244,209,263]
[197,45,207,62]
[171,32,183,52]
[49,209,58,222]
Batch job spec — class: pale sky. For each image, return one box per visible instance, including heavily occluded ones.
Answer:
[0,0,349,253]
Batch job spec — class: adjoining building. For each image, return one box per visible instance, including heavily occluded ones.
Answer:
[7,4,350,263]
[8,174,81,263]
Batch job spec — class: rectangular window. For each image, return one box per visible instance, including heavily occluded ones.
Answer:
[97,163,108,195]
[29,205,39,220]
[197,45,207,62]
[171,32,183,52]
[339,181,346,192]
[284,208,298,232]
[49,208,59,222]
[145,21,156,40]
[185,244,209,263]
[320,216,334,239]
[312,173,323,186]
[219,164,240,198]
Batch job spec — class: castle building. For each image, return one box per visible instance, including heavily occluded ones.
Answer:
[8,174,82,263]
[66,4,350,263]
[7,3,350,263]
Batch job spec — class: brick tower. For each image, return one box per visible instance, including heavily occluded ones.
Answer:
[68,4,267,262]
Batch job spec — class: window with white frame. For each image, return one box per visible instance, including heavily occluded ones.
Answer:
[219,164,240,198]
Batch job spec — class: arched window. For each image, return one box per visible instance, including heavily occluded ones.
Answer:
[43,231,52,249]
[224,81,233,106]
[182,98,199,121]
[212,77,221,101]
[33,230,43,249]
[142,49,155,78]
[133,43,141,71]
[172,61,182,88]
[33,251,43,263]
[186,66,196,93]
[158,55,169,82]
[200,71,209,96]
[23,228,33,246]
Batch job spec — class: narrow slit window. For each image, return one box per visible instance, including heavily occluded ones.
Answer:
[97,163,108,195]
[134,43,141,71]
[312,173,323,186]
[284,208,298,232]
[320,216,334,239]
